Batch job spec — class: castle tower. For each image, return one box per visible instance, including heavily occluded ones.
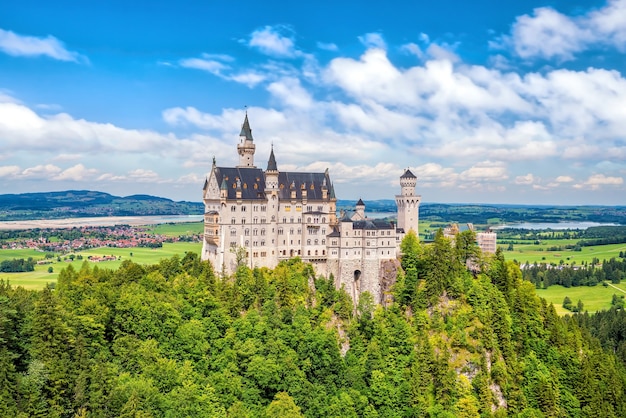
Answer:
[265,146,279,191]
[355,198,365,220]
[237,113,256,167]
[395,169,421,234]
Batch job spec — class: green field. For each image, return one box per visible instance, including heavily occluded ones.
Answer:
[141,221,204,237]
[535,284,622,315]
[0,242,202,290]
[502,242,626,265]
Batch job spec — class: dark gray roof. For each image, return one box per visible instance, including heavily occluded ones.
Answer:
[356,198,365,206]
[240,114,254,141]
[327,227,341,237]
[401,169,416,179]
[267,147,277,171]
[353,219,395,230]
[213,166,332,201]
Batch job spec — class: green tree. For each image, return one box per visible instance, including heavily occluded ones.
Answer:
[266,392,304,418]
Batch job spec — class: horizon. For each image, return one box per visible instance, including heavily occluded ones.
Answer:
[3,188,626,208]
[1,1,625,205]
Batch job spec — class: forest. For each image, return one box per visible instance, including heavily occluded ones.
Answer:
[1,230,625,417]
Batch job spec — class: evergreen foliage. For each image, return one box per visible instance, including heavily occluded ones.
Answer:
[0,243,625,417]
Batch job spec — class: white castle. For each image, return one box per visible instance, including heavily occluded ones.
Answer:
[201,115,420,303]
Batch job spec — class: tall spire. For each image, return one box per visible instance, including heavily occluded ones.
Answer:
[240,112,254,141]
[267,144,277,171]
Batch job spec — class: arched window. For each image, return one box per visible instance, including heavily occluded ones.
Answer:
[244,229,249,236]
[307,239,311,245]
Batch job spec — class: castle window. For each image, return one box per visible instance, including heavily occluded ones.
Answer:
[322,217,326,223]
[322,239,325,245]
[231,206,236,212]
[261,240,265,246]
[261,251,266,257]
[298,250,301,255]
[245,240,249,246]
[230,242,237,248]
[317,206,323,211]
[261,206,266,211]
[261,218,266,224]
[283,217,287,223]
[253,241,257,246]
[253,252,258,257]
[241,219,246,224]
[241,206,246,212]
[245,229,250,236]
[231,218,236,224]
[261,229,266,236]
[307,206,312,211]
[315,239,318,245]
[230,229,236,236]
[253,229,258,236]
[290,218,294,223]
[253,217,258,224]
[297,218,301,223]
[308,250,311,255]
[307,239,311,245]
[315,250,318,255]
[290,229,294,235]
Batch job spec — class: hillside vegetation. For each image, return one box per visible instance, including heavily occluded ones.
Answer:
[1,230,625,417]
[0,190,203,220]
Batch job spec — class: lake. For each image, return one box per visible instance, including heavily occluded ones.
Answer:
[493,221,618,230]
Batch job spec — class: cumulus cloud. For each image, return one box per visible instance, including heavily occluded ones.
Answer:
[500,0,626,60]
[573,174,624,191]
[515,173,536,185]
[248,25,298,57]
[358,33,387,49]
[0,28,86,62]
[53,164,99,181]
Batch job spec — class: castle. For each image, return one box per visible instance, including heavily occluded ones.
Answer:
[201,115,420,303]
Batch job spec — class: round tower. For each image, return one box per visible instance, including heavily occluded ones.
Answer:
[237,113,256,167]
[395,169,421,234]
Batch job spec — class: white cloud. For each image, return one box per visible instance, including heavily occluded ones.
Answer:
[248,25,297,57]
[555,175,574,183]
[574,173,624,190]
[358,33,387,50]
[0,28,86,62]
[0,165,20,178]
[400,42,424,59]
[461,162,508,181]
[515,173,536,185]
[502,0,626,60]
[317,42,338,51]
[53,164,98,181]
[267,77,313,109]
[179,57,230,75]
[20,164,63,179]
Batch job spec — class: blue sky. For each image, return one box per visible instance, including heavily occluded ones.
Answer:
[1,0,625,205]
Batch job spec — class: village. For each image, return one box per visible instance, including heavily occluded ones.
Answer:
[0,224,201,254]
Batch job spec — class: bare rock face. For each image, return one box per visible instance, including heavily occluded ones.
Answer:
[379,259,401,306]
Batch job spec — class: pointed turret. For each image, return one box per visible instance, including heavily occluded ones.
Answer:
[355,198,365,220]
[240,113,254,141]
[237,113,256,167]
[264,145,279,191]
[267,146,277,171]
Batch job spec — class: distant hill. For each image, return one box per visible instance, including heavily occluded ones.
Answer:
[0,190,203,221]
[1,191,625,224]
[337,199,626,225]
